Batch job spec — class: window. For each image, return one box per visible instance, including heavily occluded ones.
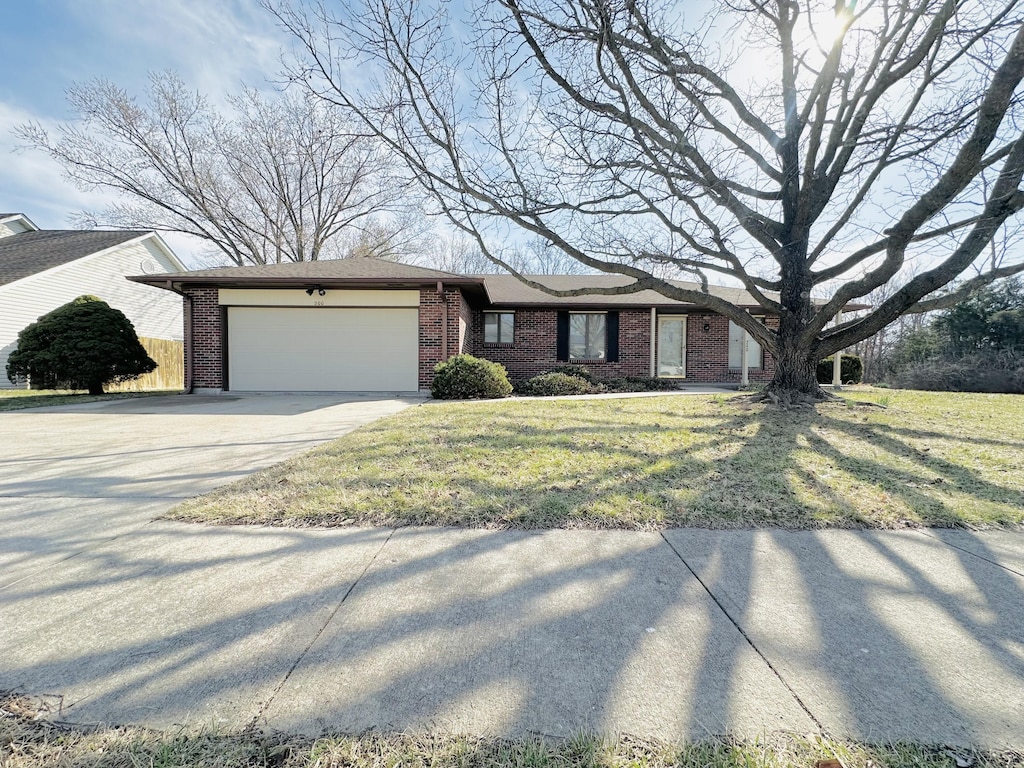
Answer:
[484,312,514,344]
[729,319,762,369]
[569,312,606,360]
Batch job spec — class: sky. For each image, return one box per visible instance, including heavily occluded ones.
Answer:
[0,0,290,266]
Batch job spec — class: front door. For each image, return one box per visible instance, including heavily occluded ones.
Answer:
[657,315,687,377]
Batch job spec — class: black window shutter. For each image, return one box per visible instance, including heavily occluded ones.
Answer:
[556,311,569,361]
[607,311,620,362]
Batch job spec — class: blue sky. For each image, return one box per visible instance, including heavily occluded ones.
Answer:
[0,0,289,264]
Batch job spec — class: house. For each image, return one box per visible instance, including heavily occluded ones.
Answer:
[129,258,779,394]
[0,213,186,388]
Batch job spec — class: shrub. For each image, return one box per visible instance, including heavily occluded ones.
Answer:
[519,372,601,396]
[548,364,599,383]
[431,354,512,399]
[816,354,864,384]
[6,295,156,395]
[889,353,1024,394]
[600,376,680,392]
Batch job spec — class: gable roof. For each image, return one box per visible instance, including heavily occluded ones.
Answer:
[0,230,149,287]
[476,274,775,308]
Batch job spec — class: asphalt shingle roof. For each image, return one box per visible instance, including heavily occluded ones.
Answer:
[139,257,472,282]
[0,230,147,287]
[475,274,774,307]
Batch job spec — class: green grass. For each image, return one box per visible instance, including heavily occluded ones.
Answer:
[1,700,1019,768]
[169,388,1024,530]
[0,389,177,411]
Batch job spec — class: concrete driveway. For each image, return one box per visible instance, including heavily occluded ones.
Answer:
[0,393,420,588]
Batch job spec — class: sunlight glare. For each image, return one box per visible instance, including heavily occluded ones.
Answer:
[815,6,854,50]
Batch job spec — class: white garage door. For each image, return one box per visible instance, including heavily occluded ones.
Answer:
[228,307,419,392]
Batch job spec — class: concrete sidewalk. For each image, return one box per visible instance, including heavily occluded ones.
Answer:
[1,525,1021,747]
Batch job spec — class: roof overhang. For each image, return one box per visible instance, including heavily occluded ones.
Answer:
[128,273,489,299]
[0,213,39,231]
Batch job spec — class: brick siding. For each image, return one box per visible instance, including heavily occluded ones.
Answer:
[180,283,779,392]
[471,307,778,385]
[183,287,222,389]
[419,286,468,390]
[683,313,778,383]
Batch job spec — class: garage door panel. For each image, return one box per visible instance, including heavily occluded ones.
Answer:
[228,307,419,392]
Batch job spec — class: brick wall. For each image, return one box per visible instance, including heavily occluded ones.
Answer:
[472,307,779,384]
[180,282,779,392]
[419,286,468,389]
[183,287,223,389]
[470,308,651,383]
[683,313,777,383]
[458,293,473,354]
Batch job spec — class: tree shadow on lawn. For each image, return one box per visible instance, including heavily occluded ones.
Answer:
[196,399,1023,530]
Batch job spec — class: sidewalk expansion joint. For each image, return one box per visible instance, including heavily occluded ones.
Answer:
[0,518,160,593]
[659,532,824,731]
[249,527,398,729]
[915,529,1024,579]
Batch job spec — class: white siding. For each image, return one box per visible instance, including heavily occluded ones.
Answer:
[0,218,33,239]
[0,236,183,388]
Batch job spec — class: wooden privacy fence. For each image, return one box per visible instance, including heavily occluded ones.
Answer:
[108,336,184,392]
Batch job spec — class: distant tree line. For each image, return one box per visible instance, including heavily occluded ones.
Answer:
[855,279,1024,393]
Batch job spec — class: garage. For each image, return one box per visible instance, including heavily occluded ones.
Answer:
[227,306,419,392]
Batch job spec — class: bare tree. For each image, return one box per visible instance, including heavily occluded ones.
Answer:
[17,72,412,266]
[268,0,1024,402]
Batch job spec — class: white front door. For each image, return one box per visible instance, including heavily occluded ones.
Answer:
[657,315,687,377]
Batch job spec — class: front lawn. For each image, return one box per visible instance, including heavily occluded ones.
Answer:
[169,388,1024,530]
[0,389,176,411]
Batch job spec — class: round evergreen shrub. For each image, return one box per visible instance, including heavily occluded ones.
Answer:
[6,295,157,395]
[816,354,864,384]
[431,354,512,399]
[519,371,601,396]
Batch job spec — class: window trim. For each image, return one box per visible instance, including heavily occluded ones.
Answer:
[568,311,608,361]
[483,311,515,345]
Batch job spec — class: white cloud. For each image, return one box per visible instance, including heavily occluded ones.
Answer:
[0,0,291,264]
[73,0,290,100]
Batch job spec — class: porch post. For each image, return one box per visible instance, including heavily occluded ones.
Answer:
[740,326,749,387]
[649,308,656,377]
[832,310,843,386]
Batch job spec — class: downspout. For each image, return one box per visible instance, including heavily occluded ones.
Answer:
[437,281,448,361]
[165,280,194,394]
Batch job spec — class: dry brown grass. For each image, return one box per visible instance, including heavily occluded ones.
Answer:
[2,694,1020,768]
[169,388,1024,531]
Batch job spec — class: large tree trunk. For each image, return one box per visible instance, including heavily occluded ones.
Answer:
[764,273,829,405]
[766,342,826,404]
[87,382,105,395]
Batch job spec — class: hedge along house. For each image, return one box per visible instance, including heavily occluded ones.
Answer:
[129,258,781,394]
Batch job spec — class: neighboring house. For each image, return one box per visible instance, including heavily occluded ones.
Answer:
[0,213,186,388]
[130,258,779,394]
